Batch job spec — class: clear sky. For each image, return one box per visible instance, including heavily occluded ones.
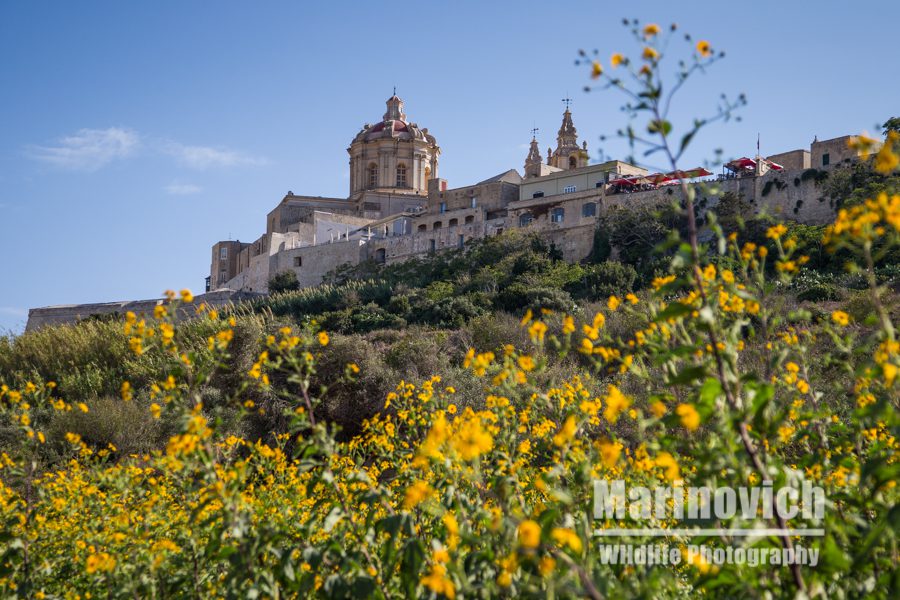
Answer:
[1,0,897,333]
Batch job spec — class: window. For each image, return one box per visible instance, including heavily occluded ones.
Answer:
[564,185,576,194]
[429,239,436,252]
[582,202,597,217]
[596,181,604,188]
[375,248,386,264]
[449,218,458,227]
[519,213,533,227]
[293,256,302,267]
[470,196,477,208]
[822,153,830,166]
[433,221,442,230]
[458,234,464,249]
[219,247,228,260]
[532,191,544,198]
[417,224,427,232]
[439,202,447,213]
[551,208,565,223]
[368,163,378,188]
[396,164,407,187]
[569,156,577,169]
[464,215,474,224]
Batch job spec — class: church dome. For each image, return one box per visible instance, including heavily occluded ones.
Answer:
[352,95,435,144]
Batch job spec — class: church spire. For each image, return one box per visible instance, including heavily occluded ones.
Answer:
[550,101,587,171]
[524,129,543,179]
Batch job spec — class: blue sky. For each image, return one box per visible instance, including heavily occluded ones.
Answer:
[1,0,897,332]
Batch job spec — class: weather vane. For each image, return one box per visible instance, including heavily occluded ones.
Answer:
[561,95,573,109]
[530,126,539,138]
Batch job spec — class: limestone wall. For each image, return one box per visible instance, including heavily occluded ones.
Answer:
[25,290,265,332]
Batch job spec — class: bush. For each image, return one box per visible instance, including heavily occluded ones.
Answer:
[494,284,575,314]
[268,270,301,294]
[566,261,638,301]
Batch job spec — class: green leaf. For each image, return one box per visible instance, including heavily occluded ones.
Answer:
[698,378,723,407]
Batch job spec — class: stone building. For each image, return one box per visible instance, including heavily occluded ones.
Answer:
[205,93,861,296]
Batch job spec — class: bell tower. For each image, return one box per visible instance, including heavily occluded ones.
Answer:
[549,98,588,171]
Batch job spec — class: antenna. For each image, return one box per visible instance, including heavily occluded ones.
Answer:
[393,85,397,96]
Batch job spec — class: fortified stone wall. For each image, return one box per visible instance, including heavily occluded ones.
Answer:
[25,290,265,332]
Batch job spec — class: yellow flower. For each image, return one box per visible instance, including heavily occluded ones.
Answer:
[874,143,899,174]
[497,570,512,587]
[120,381,133,401]
[675,404,700,431]
[552,415,577,447]
[517,355,535,372]
[650,401,667,418]
[150,403,161,419]
[642,46,659,61]
[318,331,329,346]
[562,314,575,335]
[642,23,660,37]
[403,480,433,510]
[180,289,194,303]
[766,224,787,240]
[626,293,639,305]
[655,451,680,481]
[884,362,898,387]
[528,320,548,342]
[607,295,621,311]
[421,563,455,599]
[77,402,89,413]
[591,61,603,78]
[610,52,624,67]
[85,552,116,574]
[696,40,712,57]
[551,528,583,553]
[597,439,622,468]
[517,520,541,549]
[603,385,631,424]
[831,310,850,326]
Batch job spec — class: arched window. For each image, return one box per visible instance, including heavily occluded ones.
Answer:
[551,208,565,223]
[375,248,386,264]
[396,164,407,187]
[519,213,533,227]
[417,224,427,232]
[569,156,577,169]
[368,163,378,188]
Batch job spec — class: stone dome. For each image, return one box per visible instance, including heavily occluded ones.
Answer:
[352,95,436,144]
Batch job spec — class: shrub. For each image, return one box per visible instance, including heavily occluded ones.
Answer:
[267,270,301,294]
[566,261,638,301]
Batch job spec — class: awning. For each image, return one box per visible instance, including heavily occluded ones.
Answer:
[646,173,674,185]
[668,167,712,179]
[726,157,756,171]
[609,177,638,186]
[765,160,784,171]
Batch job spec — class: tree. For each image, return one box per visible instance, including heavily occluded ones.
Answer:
[267,270,300,294]
[882,116,900,136]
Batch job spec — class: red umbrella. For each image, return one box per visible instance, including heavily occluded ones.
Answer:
[765,160,784,170]
[668,167,712,179]
[726,157,756,171]
[646,173,673,185]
